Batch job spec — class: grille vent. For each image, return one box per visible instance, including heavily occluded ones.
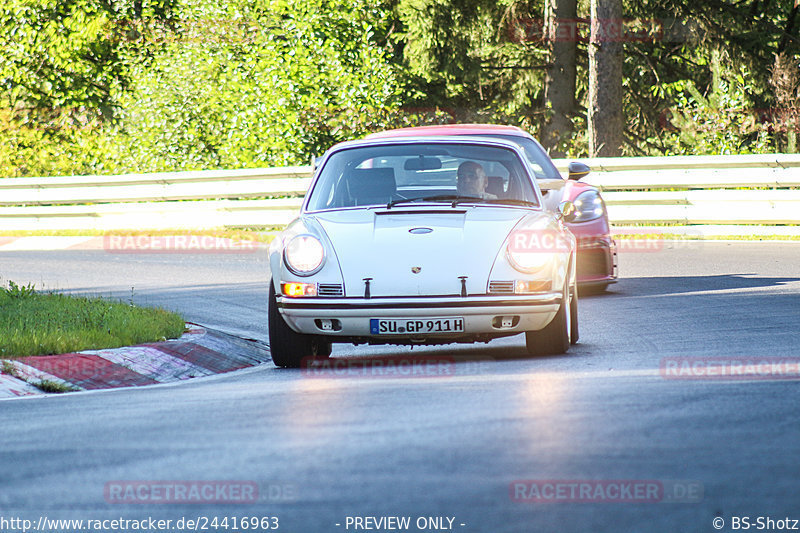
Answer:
[488,281,515,294]
[317,283,344,297]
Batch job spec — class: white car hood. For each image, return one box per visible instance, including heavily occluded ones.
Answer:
[312,207,543,297]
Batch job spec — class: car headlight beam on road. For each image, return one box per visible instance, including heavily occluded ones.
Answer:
[284,235,325,275]
[572,190,605,222]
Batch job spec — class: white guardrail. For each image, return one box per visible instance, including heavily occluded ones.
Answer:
[2,154,800,234]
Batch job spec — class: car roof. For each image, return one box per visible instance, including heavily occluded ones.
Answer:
[366,124,533,139]
[325,134,531,153]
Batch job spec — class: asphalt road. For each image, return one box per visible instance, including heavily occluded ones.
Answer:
[1,241,799,533]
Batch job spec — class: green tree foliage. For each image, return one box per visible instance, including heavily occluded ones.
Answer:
[2,0,799,176]
[396,0,551,121]
[108,0,404,171]
[1,0,403,175]
[395,0,800,156]
[621,0,799,154]
[661,55,773,155]
[0,0,180,176]
[1,0,180,119]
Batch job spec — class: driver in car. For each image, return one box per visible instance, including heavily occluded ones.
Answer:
[457,161,497,200]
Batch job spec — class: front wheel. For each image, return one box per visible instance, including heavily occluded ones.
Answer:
[570,282,579,345]
[579,282,609,296]
[268,284,331,368]
[525,276,577,356]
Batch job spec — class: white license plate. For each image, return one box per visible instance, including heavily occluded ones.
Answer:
[370,317,465,335]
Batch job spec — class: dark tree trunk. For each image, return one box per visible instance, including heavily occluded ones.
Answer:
[588,0,624,157]
[541,0,577,156]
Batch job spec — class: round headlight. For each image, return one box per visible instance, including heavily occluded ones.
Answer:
[506,226,568,273]
[572,190,605,222]
[507,247,552,273]
[284,235,325,275]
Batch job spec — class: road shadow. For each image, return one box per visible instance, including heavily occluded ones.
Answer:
[583,274,800,298]
[281,336,580,377]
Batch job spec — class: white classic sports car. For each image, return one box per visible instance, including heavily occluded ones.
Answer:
[268,136,579,367]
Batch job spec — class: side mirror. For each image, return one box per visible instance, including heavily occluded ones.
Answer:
[558,201,577,222]
[567,161,591,181]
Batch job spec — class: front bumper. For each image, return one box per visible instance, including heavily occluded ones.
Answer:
[567,218,618,285]
[576,237,617,285]
[277,293,562,339]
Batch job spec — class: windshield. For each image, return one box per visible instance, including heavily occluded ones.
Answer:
[473,134,562,180]
[306,142,540,211]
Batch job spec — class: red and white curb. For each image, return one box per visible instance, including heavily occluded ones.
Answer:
[0,324,270,399]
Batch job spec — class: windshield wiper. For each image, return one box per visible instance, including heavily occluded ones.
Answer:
[386,195,482,209]
[482,198,539,207]
[386,195,537,209]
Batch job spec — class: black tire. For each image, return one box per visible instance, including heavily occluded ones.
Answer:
[525,277,574,356]
[570,282,579,345]
[268,284,331,368]
[579,283,609,296]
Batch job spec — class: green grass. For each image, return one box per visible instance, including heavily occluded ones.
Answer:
[1,360,19,376]
[35,380,77,393]
[0,281,186,358]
